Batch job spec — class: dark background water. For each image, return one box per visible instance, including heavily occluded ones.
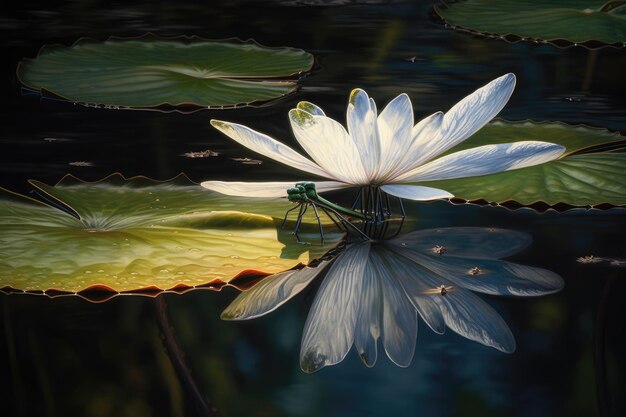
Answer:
[1,1,625,416]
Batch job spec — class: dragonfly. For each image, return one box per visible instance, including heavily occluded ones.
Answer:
[281,182,368,243]
[281,182,405,243]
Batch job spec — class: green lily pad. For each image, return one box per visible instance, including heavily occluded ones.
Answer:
[0,174,341,297]
[434,1,626,47]
[411,120,626,207]
[17,34,314,110]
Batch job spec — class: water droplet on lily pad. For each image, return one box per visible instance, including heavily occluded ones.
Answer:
[0,174,343,296]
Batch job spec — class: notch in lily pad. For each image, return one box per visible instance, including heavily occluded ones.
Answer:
[434,1,626,48]
[16,34,315,111]
[0,174,342,301]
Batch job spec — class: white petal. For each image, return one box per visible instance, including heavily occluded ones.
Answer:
[380,248,445,334]
[220,261,331,320]
[289,109,369,185]
[389,231,563,294]
[297,101,325,116]
[386,246,515,352]
[380,184,453,201]
[386,111,443,180]
[412,111,443,142]
[441,73,516,142]
[389,227,532,260]
[376,93,414,180]
[435,288,516,353]
[406,73,517,168]
[396,141,565,182]
[210,119,330,178]
[354,257,380,367]
[414,255,564,297]
[300,243,370,373]
[369,249,417,367]
[346,89,381,181]
[200,180,351,198]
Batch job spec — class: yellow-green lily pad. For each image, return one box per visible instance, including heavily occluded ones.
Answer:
[17,34,314,110]
[435,0,626,47]
[411,120,626,207]
[0,174,341,298]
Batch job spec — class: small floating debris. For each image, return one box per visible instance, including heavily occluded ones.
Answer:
[68,161,94,167]
[181,149,219,158]
[468,266,481,276]
[432,244,446,255]
[232,157,263,165]
[420,284,454,296]
[577,255,626,266]
[405,55,425,63]
[576,255,602,264]
[44,137,72,143]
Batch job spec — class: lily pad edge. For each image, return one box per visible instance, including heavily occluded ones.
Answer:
[433,1,626,50]
[0,172,337,300]
[418,118,626,211]
[16,32,316,112]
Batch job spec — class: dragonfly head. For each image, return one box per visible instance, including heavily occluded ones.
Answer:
[287,185,307,202]
[295,181,319,200]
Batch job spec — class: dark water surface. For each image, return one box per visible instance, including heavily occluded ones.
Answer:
[1,1,625,416]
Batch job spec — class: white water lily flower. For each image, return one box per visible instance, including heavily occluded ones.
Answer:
[221,227,564,372]
[202,73,565,201]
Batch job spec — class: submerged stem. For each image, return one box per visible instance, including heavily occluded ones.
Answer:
[3,301,26,416]
[593,277,615,417]
[154,296,218,417]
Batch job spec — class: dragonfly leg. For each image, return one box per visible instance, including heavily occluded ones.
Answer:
[319,206,344,231]
[293,204,308,243]
[310,202,325,243]
[281,203,301,229]
[324,206,370,241]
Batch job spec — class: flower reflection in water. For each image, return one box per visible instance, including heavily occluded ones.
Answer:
[222,227,563,373]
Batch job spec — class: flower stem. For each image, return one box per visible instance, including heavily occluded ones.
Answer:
[154,296,218,417]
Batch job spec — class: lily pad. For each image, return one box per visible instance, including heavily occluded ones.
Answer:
[434,0,626,47]
[0,174,341,298]
[411,120,626,207]
[16,34,314,110]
